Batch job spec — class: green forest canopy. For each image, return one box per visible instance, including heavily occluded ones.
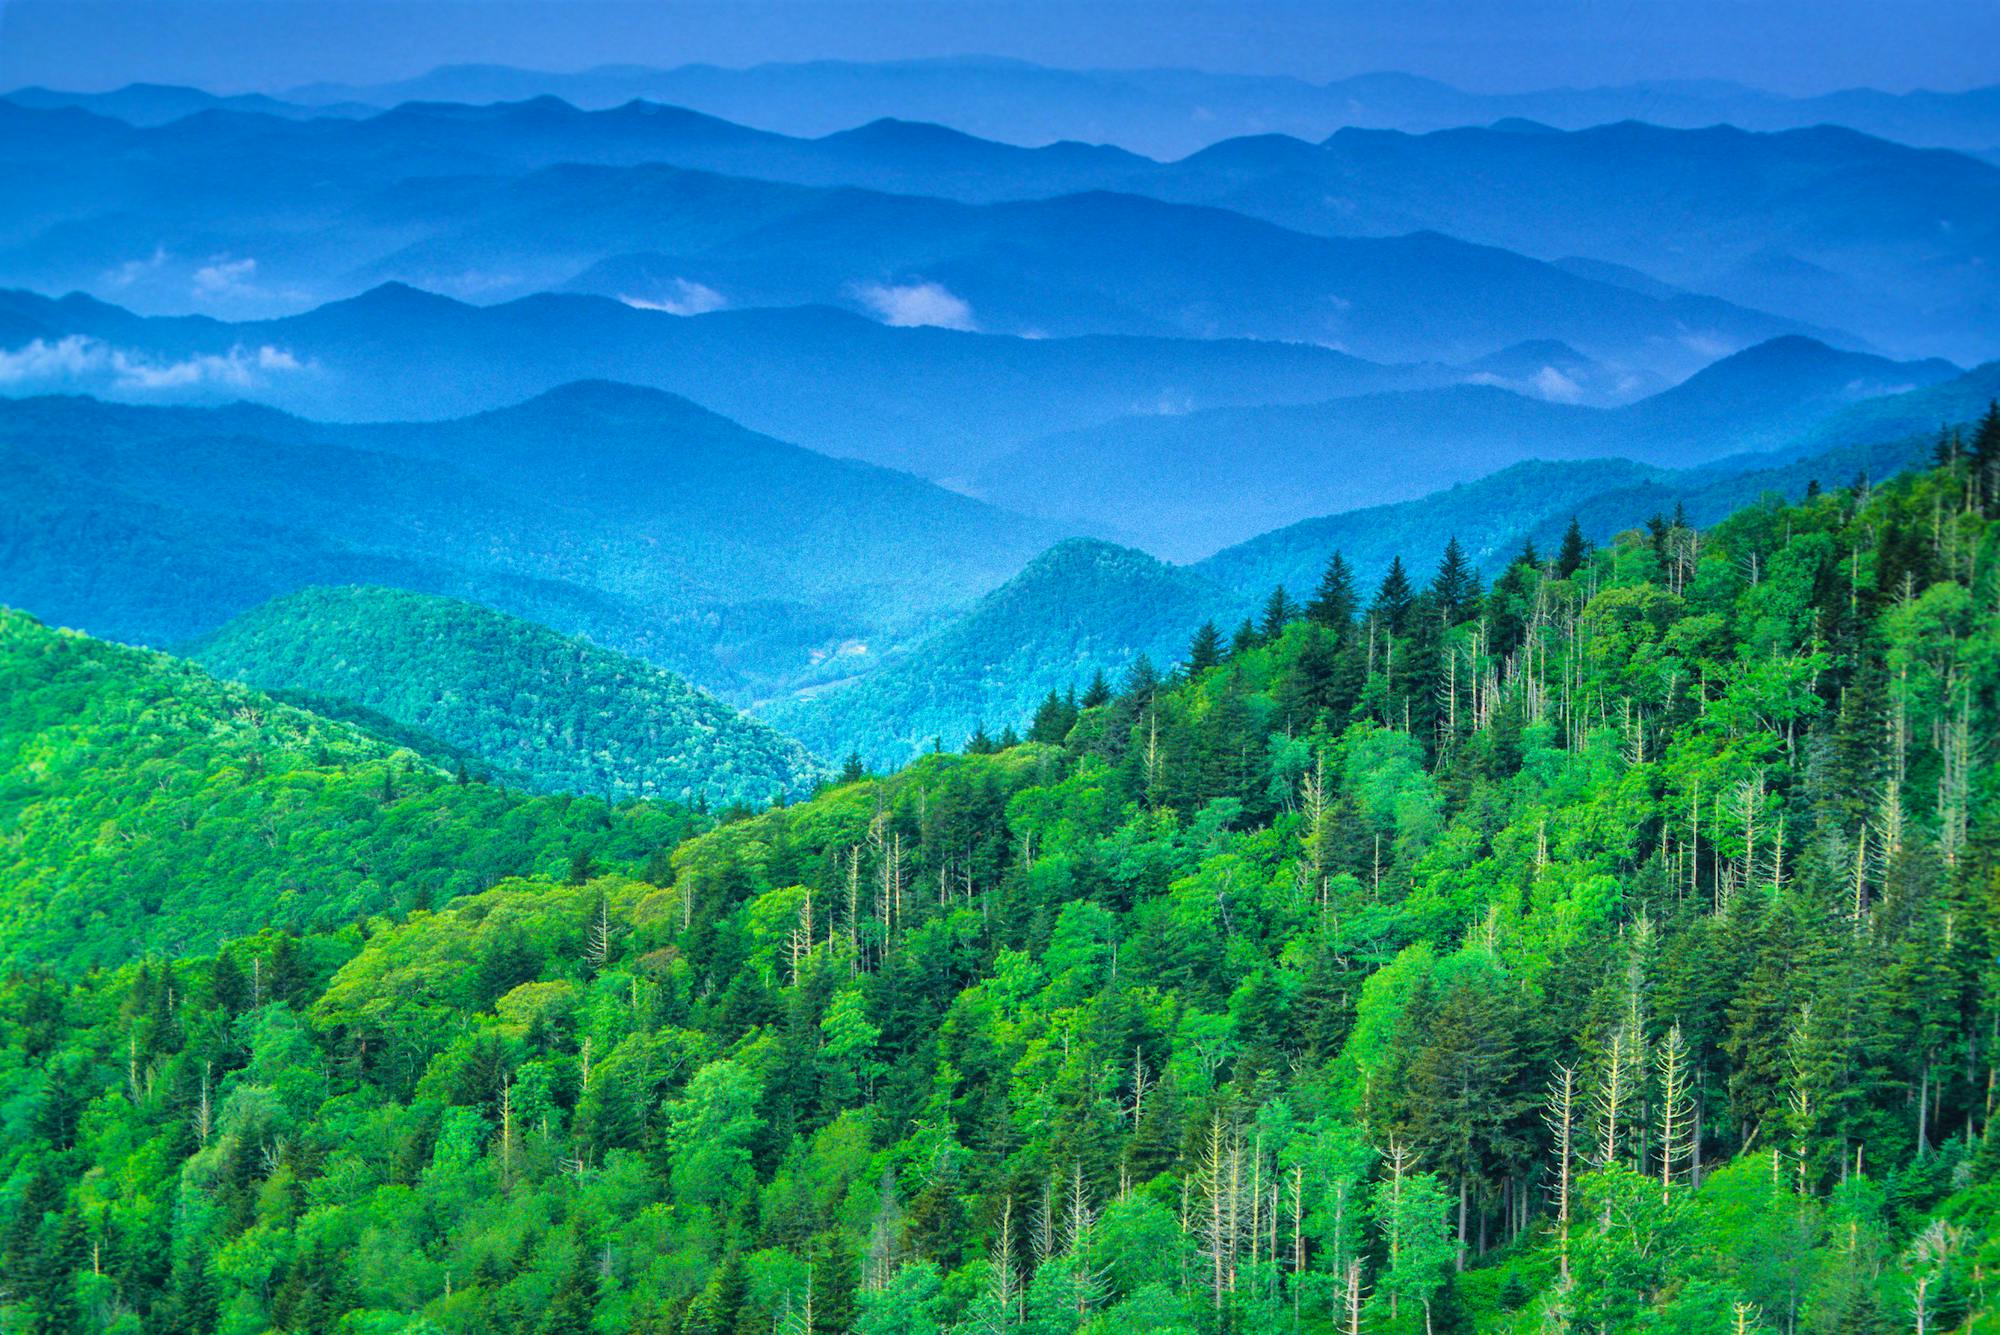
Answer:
[189,585,828,807]
[2,436,1999,1335]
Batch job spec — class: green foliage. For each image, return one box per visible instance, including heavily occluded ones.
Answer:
[0,608,695,969]
[193,585,827,805]
[0,459,1997,1335]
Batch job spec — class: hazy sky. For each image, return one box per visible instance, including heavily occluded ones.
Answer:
[2,0,1995,95]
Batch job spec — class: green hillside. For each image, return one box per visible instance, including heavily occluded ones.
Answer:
[0,454,1994,1335]
[766,538,1235,768]
[192,586,828,805]
[0,607,697,970]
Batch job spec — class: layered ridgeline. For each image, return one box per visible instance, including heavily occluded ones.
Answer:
[783,390,2000,766]
[0,101,1817,377]
[0,385,1064,697]
[975,337,1967,557]
[764,538,1234,767]
[192,586,827,805]
[0,456,1994,1335]
[0,607,696,971]
[5,93,1999,363]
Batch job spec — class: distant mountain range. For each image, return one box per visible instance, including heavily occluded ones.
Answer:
[780,358,2000,763]
[0,385,1068,696]
[0,101,1831,376]
[3,91,1992,363]
[258,59,2000,158]
[0,283,1454,476]
[976,337,1962,557]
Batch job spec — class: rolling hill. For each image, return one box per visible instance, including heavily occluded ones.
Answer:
[191,586,829,805]
[0,605,692,970]
[765,538,1234,768]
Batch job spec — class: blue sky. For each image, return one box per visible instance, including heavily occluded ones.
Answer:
[2,0,1995,95]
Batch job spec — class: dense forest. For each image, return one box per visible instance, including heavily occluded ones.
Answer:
[189,586,827,807]
[2,436,1998,1335]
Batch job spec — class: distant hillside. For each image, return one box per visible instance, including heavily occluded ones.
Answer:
[976,338,1961,558]
[192,587,827,805]
[0,606,691,970]
[0,284,1441,476]
[767,538,1234,767]
[0,387,1065,696]
[809,380,2000,760]
[1196,375,1998,600]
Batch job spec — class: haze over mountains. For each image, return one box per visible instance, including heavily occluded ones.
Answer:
[264,59,2000,157]
[3,53,1998,764]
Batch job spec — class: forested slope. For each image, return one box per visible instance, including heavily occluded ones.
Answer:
[1,449,1996,1334]
[192,586,827,806]
[0,607,696,970]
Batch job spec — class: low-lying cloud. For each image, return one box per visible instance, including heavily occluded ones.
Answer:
[1532,365,1586,403]
[192,256,262,300]
[0,336,306,391]
[853,280,977,331]
[619,278,727,316]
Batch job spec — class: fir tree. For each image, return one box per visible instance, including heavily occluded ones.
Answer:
[1306,550,1358,635]
[1372,557,1415,634]
[1080,671,1112,709]
[1261,586,1298,639]
[1186,620,1222,673]
[1555,517,1590,579]
[1431,536,1480,624]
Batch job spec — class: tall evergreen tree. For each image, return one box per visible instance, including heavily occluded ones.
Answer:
[1186,620,1222,673]
[1373,557,1415,635]
[1431,536,1481,625]
[1261,586,1298,639]
[1555,518,1590,579]
[1306,551,1358,635]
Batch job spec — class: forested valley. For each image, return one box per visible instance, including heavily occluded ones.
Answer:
[4,429,1998,1335]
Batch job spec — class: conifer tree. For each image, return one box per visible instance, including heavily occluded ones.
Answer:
[1260,586,1297,639]
[1187,620,1222,673]
[1306,552,1357,634]
[1555,518,1590,579]
[1372,557,1415,635]
[1431,536,1480,624]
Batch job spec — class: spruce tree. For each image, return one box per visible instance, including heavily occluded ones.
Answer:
[1431,536,1480,624]
[840,749,868,783]
[1373,557,1415,634]
[1080,670,1112,709]
[1307,551,1358,633]
[1555,517,1590,579]
[1030,689,1074,743]
[1261,585,1297,639]
[1121,655,1160,705]
[1231,617,1262,655]
[1186,620,1222,673]
[1970,399,2000,510]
